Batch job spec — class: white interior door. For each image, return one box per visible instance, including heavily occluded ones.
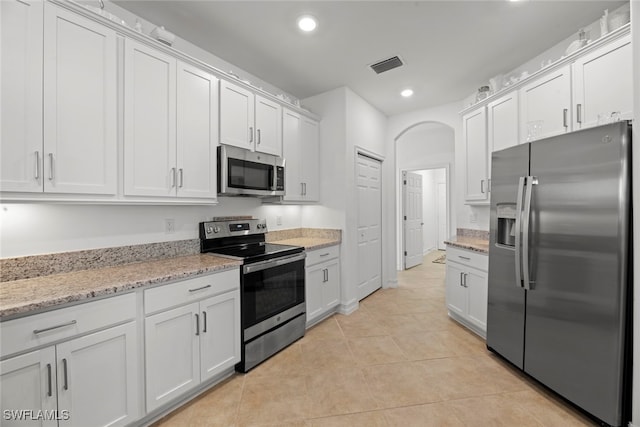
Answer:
[357,154,382,301]
[437,182,447,250]
[403,171,423,269]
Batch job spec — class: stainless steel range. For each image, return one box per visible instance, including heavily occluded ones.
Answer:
[199,218,305,372]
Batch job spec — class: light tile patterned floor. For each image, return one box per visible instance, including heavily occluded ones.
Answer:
[152,251,596,426]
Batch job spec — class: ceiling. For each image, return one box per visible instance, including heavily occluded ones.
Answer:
[114,1,626,116]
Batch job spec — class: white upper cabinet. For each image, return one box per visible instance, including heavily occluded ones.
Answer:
[220,79,282,156]
[487,91,519,153]
[282,108,319,202]
[572,34,632,129]
[43,4,117,195]
[519,64,571,143]
[462,107,489,203]
[124,39,177,197]
[1,2,117,195]
[176,62,219,199]
[0,0,43,193]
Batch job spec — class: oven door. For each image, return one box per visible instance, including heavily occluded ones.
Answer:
[241,252,305,339]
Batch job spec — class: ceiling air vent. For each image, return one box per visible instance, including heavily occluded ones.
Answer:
[370,56,404,74]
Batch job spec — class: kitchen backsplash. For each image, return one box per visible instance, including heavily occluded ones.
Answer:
[456,228,490,241]
[265,228,342,242]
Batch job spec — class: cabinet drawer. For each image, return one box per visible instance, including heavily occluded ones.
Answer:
[144,268,239,315]
[1,292,136,358]
[305,245,340,267]
[446,246,488,271]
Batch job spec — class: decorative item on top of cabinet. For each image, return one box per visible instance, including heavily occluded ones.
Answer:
[124,38,218,200]
[1,1,118,195]
[220,79,282,156]
[462,107,489,204]
[445,245,488,337]
[282,108,320,202]
[305,245,340,327]
[572,33,632,130]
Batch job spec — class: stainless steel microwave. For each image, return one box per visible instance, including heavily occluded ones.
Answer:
[218,145,285,197]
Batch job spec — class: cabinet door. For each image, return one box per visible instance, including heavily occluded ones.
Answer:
[305,264,325,324]
[220,80,254,150]
[43,4,117,195]
[124,39,176,197]
[462,108,488,202]
[572,35,632,129]
[487,92,519,153]
[176,62,218,199]
[322,261,341,311]
[0,0,43,193]
[145,303,199,412]
[519,64,571,142]
[56,322,139,427]
[300,117,320,201]
[445,262,467,318]
[282,109,303,201]
[466,268,488,332]
[0,347,57,427]
[255,95,282,156]
[199,290,241,382]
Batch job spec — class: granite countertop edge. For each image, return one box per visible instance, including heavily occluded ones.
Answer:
[0,255,242,320]
[444,237,489,254]
[271,237,341,251]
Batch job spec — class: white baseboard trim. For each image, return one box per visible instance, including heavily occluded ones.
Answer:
[385,279,398,289]
[423,247,436,255]
[338,299,359,315]
[628,422,638,427]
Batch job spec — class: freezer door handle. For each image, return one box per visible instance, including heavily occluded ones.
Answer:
[522,176,537,291]
[514,176,526,288]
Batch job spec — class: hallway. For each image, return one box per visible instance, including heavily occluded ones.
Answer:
[153,251,595,426]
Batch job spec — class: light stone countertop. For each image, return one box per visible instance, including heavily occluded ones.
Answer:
[271,237,341,251]
[444,236,489,254]
[0,254,241,320]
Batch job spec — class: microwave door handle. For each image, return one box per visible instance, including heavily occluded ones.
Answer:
[514,176,525,288]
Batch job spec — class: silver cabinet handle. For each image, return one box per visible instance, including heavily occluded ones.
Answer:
[202,311,207,333]
[319,253,330,257]
[47,363,52,397]
[488,178,491,193]
[563,108,568,128]
[171,168,176,188]
[522,176,537,291]
[62,358,68,391]
[178,168,184,188]
[48,153,54,180]
[576,104,582,124]
[458,255,471,261]
[459,272,464,287]
[257,129,261,144]
[300,182,304,196]
[195,313,200,336]
[33,320,77,335]
[249,126,254,143]
[463,273,468,288]
[188,284,211,293]
[325,269,329,282]
[514,177,525,288]
[35,151,40,180]
[303,182,307,195]
[480,179,485,194]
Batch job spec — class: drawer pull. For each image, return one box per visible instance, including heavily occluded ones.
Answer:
[319,253,330,257]
[188,285,211,293]
[458,255,471,261]
[33,320,77,335]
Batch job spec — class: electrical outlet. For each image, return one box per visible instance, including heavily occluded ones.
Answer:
[165,218,175,234]
[276,216,282,226]
[469,212,477,224]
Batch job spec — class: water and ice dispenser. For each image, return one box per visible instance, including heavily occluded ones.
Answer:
[496,204,517,247]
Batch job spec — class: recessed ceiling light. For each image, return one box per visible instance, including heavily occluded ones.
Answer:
[401,89,414,98]
[297,15,317,32]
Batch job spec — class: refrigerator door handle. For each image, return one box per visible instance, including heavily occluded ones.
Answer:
[514,176,526,288]
[522,176,538,291]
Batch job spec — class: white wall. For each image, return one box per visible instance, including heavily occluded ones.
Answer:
[631,1,639,425]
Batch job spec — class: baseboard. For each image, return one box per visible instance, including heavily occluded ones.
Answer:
[447,311,486,340]
[338,299,359,315]
[385,279,398,289]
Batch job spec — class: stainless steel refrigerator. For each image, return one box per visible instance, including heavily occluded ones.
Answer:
[487,121,632,427]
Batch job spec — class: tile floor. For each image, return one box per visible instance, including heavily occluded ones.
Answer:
[152,251,596,426]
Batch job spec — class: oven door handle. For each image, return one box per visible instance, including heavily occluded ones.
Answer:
[243,252,306,274]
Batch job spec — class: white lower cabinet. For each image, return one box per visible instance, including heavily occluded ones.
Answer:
[445,246,488,337]
[305,246,340,326]
[0,295,140,427]
[144,270,240,412]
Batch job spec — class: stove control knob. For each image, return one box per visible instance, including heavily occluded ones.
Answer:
[213,226,221,233]
[207,226,213,234]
